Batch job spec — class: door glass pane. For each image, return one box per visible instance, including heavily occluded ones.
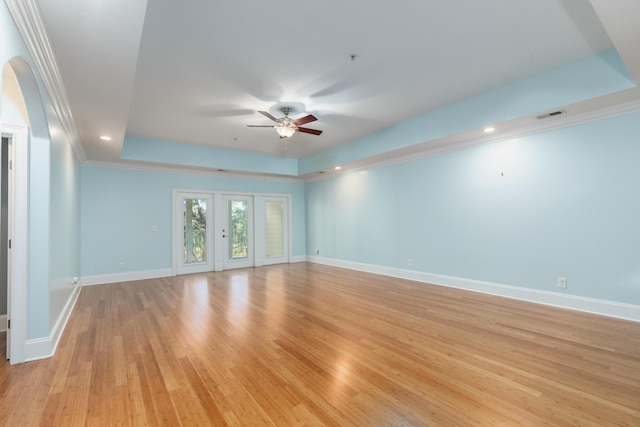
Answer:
[265,201,283,257]
[229,200,248,259]
[183,198,207,264]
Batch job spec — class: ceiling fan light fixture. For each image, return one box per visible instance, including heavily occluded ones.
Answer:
[275,116,297,138]
[275,124,296,138]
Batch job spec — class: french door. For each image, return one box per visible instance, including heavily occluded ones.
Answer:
[173,191,289,274]
[174,192,214,275]
[222,195,254,270]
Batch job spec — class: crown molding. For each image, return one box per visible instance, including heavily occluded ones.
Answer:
[82,159,305,183]
[5,0,87,162]
[303,87,640,182]
[82,87,640,184]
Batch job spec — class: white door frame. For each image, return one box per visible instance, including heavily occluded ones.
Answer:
[258,195,290,266]
[172,189,292,274]
[2,124,28,364]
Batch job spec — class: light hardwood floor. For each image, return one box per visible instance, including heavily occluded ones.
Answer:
[1,263,639,425]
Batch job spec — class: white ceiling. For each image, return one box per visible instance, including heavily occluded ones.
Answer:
[33,0,639,166]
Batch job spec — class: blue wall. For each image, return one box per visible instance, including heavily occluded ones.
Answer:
[299,50,634,174]
[80,165,306,276]
[27,135,51,338]
[48,111,81,333]
[305,112,640,305]
[122,136,299,176]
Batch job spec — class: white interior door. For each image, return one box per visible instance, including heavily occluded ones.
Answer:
[174,192,214,275]
[222,195,254,270]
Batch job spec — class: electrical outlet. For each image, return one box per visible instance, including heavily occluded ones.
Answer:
[557,277,567,289]
[95,265,101,271]
[407,259,413,267]
[316,249,320,255]
[120,262,125,270]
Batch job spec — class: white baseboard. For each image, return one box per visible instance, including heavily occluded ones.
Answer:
[82,268,173,286]
[0,314,7,332]
[24,283,82,362]
[306,256,640,323]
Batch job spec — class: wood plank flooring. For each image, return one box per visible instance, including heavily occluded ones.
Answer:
[1,262,639,425]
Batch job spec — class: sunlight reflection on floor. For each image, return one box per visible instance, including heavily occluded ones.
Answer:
[228,273,249,332]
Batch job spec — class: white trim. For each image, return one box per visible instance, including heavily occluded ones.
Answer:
[2,125,28,364]
[254,195,265,267]
[171,189,178,276]
[259,195,291,267]
[4,0,87,162]
[302,87,640,182]
[288,198,293,264]
[0,315,7,332]
[23,337,50,362]
[81,268,173,286]
[290,255,306,263]
[306,256,640,323]
[23,283,81,362]
[48,284,81,356]
[213,193,224,272]
[83,160,303,183]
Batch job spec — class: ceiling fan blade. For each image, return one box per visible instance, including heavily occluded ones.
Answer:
[246,125,274,128]
[258,110,278,122]
[294,114,317,126]
[297,127,323,136]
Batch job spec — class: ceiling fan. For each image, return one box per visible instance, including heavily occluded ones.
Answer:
[247,107,323,138]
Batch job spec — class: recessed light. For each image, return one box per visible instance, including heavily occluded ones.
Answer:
[99,135,112,141]
[334,166,342,170]
[484,127,495,133]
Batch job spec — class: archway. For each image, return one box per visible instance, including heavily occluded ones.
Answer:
[1,56,49,364]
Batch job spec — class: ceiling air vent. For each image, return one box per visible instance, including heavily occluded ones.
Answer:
[536,110,566,120]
